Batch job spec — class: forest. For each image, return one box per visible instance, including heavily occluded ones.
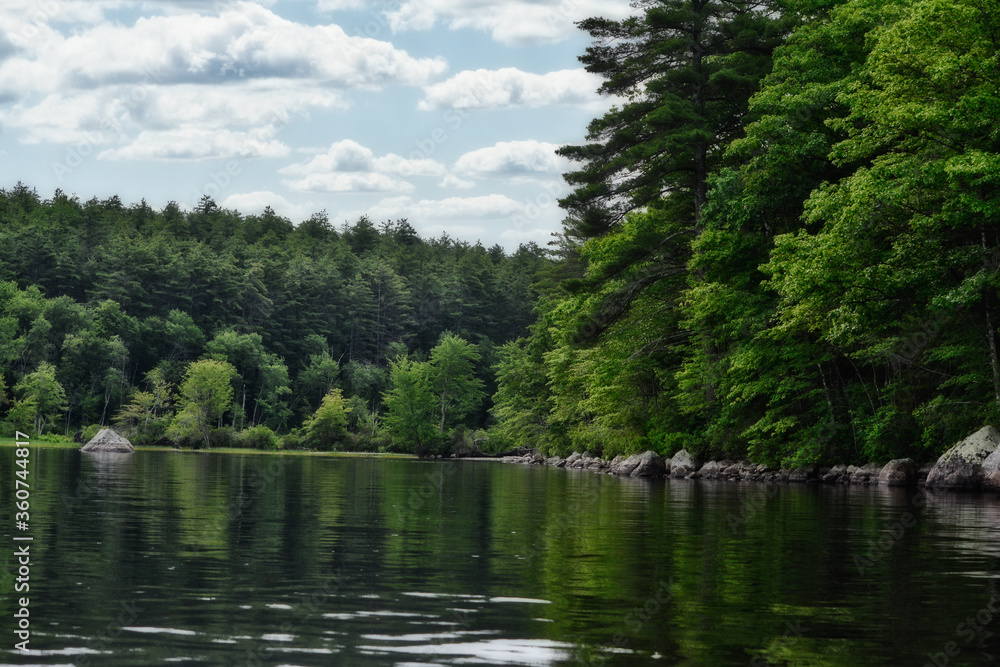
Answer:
[0,187,548,453]
[4,0,1000,466]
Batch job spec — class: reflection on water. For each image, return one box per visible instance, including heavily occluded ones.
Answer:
[1,449,999,665]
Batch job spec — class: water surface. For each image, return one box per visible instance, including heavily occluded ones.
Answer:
[2,448,999,665]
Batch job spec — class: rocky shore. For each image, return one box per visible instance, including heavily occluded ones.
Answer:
[494,425,1000,492]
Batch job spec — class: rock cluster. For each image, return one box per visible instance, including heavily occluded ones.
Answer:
[492,426,1000,491]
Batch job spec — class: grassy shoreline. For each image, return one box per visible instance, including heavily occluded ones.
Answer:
[0,438,416,458]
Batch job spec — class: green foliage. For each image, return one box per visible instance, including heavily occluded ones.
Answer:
[382,356,440,455]
[13,361,67,435]
[239,424,280,450]
[426,332,484,434]
[169,359,237,449]
[301,388,351,451]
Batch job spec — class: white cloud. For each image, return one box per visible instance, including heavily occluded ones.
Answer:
[220,190,320,223]
[280,139,445,193]
[360,193,525,219]
[419,68,601,111]
[0,2,446,156]
[383,0,634,46]
[439,174,475,189]
[455,140,569,178]
[2,3,445,92]
[99,127,290,161]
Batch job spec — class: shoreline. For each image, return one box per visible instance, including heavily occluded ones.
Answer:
[483,441,1000,494]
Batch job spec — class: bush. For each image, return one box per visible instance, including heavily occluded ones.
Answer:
[208,427,238,448]
[239,425,280,451]
[279,430,305,450]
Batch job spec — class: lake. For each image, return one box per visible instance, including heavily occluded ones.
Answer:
[2,448,1000,666]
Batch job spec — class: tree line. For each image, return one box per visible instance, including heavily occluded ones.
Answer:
[0,186,548,452]
[490,0,1000,466]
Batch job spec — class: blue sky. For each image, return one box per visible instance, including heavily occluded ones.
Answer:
[0,0,633,249]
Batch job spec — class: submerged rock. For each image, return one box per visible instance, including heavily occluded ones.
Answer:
[81,428,134,453]
[926,426,1000,490]
[879,458,918,487]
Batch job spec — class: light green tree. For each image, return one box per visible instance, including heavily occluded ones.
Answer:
[302,388,351,450]
[427,332,484,433]
[169,359,236,448]
[382,356,438,455]
[13,361,67,435]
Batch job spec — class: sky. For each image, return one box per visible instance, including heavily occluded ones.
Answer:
[0,0,634,250]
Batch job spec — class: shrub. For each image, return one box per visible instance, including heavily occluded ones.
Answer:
[239,425,279,451]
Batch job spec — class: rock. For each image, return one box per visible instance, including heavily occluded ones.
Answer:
[822,464,848,484]
[699,460,725,480]
[879,458,918,487]
[926,426,1000,490]
[669,449,699,478]
[587,461,605,471]
[544,456,562,466]
[608,455,624,472]
[850,462,882,485]
[81,428,134,453]
[788,465,819,483]
[631,451,667,477]
[983,448,1000,491]
[565,452,582,465]
[614,454,642,476]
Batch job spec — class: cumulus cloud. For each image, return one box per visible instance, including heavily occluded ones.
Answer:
[383,0,634,46]
[220,190,321,223]
[439,174,475,189]
[0,2,446,157]
[99,127,290,161]
[454,140,569,178]
[280,139,445,193]
[419,68,601,111]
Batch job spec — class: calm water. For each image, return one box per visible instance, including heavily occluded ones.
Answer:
[2,448,1000,666]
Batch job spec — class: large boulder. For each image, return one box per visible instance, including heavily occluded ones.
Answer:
[81,428,134,453]
[669,449,699,478]
[879,458,918,487]
[613,454,642,476]
[631,451,667,478]
[850,462,883,485]
[982,447,1000,491]
[926,426,1000,490]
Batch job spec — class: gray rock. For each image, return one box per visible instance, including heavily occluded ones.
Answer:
[926,426,1000,490]
[565,452,582,465]
[850,462,882,485]
[788,465,819,483]
[699,460,726,480]
[669,449,699,478]
[544,456,562,466]
[608,455,624,472]
[984,448,1000,491]
[879,458,918,487]
[614,454,642,476]
[81,428,134,453]
[822,464,848,484]
[631,451,667,477]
